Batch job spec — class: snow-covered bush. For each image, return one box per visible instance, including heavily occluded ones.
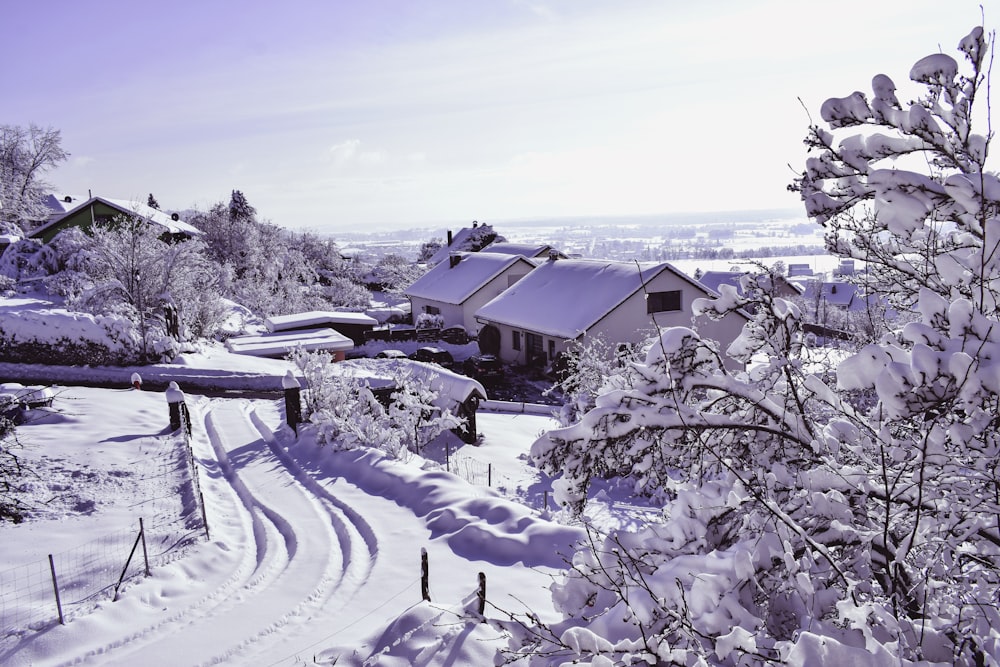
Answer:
[289,349,462,459]
[511,26,1000,666]
[414,312,444,330]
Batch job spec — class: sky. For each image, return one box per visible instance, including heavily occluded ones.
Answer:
[5,0,995,233]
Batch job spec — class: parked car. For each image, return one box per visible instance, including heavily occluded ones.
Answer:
[408,346,455,367]
[463,354,503,384]
[374,349,408,359]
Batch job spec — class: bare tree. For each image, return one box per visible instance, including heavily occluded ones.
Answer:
[0,124,68,234]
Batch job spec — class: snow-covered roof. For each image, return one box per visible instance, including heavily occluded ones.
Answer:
[483,242,562,259]
[476,258,713,339]
[698,271,746,296]
[264,310,379,332]
[225,327,354,358]
[41,193,84,219]
[332,357,487,407]
[31,195,202,238]
[801,281,859,308]
[404,252,534,305]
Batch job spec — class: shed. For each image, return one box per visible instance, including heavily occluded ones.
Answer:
[264,310,379,346]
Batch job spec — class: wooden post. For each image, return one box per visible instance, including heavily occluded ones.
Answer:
[166,382,185,432]
[488,463,492,488]
[543,490,548,511]
[445,440,450,473]
[282,371,302,434]
[139,517,150,576]
[421,548,430,602]
[48,554,64,625]
[477,572,486,619]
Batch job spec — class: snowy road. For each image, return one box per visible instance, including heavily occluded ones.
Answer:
[3,392,573,667]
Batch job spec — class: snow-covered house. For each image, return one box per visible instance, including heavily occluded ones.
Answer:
[426,222,503,266]
[404,252,536,337]
[482,242,568,260]
[28,196,202,244]
[264,310,379,346]
[475,257,749,367]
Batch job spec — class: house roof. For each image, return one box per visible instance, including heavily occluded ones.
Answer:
[475,258,719,339]
[483,242,563,259]
[224,327,354,358]
[801,281,859,308]
[404,252,535,305]
[30,196,202,239]
[265,310,378,332]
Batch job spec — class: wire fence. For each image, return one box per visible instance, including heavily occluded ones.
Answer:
[0,420,206,639]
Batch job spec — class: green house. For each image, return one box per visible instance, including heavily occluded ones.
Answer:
[29,196,201,244]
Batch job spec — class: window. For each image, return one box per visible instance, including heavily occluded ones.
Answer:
[512,330,521,351]
[424,305,441,315]
[548,339,555,360]
[647,290,682,313]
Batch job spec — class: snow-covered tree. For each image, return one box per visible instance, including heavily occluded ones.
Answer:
[546,333,642,428]
[509,26,1000,666]
[0,124,68,234]
[366,253,425,293]
[74,214,222,359]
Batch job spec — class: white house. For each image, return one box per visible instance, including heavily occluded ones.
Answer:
[474,257,749,367]
[404,252,537,336]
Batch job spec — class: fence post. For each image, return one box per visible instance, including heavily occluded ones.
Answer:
[282,371,302,434]
[139,517,150,576]
[200,491,211,540]
[421,548,430,602]
[488,463,492,488]
[477,572,486,619]
[543,490,548,512]
[166,381,186,432]
[48,554,64,625]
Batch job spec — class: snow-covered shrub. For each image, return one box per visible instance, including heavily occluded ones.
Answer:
[290,349,463,458]
[414,312,443,330]
[513,27,1000,666]
[0,308,145,365]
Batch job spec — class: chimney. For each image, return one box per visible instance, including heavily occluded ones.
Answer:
[548,249,560,262]
[447,230,453,246]
[472,220,478,228]
[449,253,461,268]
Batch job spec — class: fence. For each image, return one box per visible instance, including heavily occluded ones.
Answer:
[1,416,207,638]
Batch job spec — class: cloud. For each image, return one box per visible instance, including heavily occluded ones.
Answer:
[328,139,386,167]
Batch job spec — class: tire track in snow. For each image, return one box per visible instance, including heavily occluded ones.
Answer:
[58,398,350,666]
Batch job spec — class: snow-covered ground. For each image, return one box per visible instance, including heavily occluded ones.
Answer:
[0,348,592,665]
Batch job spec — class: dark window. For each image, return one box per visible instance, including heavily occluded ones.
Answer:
[424,305,441,315]
[647,290,682,313]
[547,339,555,360]
[512,330,521,351]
